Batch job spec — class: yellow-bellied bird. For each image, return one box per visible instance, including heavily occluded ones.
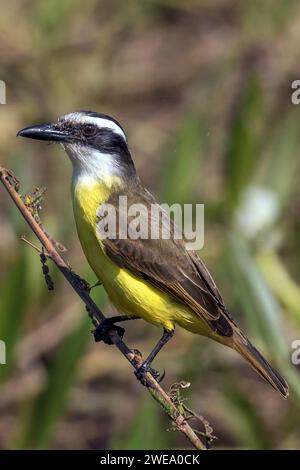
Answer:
[18,111,288,397]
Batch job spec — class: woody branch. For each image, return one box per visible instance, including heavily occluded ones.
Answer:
[0,164,208,451]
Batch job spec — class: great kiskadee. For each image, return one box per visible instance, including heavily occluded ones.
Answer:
[18,111,288,397]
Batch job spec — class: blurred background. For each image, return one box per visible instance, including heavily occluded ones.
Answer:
[0,0,300,450]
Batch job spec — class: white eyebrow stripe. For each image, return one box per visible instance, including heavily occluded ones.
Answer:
[79,116,126,142]
[78,116,126,141]
[61,112,127,141]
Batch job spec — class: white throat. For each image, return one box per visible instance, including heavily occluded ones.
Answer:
[63,143,122,187]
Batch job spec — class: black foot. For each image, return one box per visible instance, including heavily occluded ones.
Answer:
[158,369,166,384]
[93,319,125,345]
[135,361,161,386]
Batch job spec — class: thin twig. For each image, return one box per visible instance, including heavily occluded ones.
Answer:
[0,164,207,450]
[20,235,45,254]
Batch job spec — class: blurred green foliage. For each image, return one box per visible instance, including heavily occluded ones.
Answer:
[0,0,300,450]
[16,316,90,449]
[0,250,28,381]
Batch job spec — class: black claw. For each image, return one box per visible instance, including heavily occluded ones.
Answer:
[149,367,160,380]
[93,319,125,345]
[135,362,161,386]
[158,369,166,383]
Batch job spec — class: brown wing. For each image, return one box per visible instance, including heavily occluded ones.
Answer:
[100,185,233,337]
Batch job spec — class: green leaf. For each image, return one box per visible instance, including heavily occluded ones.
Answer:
[225,233,286,354]
[160,112,206,204]
[112,395,168,450]
[224,77,265,212]
[257,250,300,327]
[262,110,300,206]
[220,372,271,449]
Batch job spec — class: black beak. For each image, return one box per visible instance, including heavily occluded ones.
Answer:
[17,123,70,143]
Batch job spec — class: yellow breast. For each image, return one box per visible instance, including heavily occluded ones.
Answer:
[72,176,115,280]
[72,177,201,333]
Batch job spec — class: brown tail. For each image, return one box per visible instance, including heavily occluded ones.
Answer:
[233,337,289,398]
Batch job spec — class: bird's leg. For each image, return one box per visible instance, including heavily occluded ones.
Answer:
[94,315,140,345]
[135,328,174,385]
[90,280,102,290]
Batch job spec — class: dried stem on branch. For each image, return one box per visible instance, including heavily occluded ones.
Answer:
[0,164,208,451]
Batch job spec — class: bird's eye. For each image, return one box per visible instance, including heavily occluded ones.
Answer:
[83,124,96,137]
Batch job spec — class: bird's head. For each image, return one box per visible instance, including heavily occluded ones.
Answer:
[17,111,137,183]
